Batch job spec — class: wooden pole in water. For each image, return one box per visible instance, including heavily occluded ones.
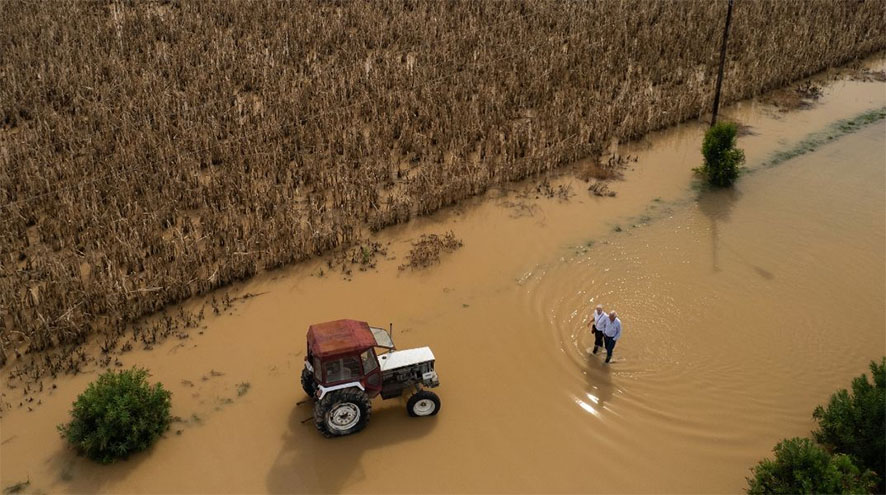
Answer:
[711,0,734,126]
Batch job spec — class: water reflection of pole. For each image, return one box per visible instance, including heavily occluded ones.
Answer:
[711,0,734,126]
[710,214,720,272]
[698,189,739,273]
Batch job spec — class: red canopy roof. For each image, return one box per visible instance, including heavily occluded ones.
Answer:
[307,319,376,358]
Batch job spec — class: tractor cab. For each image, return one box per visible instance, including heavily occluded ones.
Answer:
[304,319,394,398]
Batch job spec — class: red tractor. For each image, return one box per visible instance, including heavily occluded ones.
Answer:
[301,319,441,437]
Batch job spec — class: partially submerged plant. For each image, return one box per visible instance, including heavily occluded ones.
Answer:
[812,358,885,493]
[399,232,463,271]
[3,479,30,495]
[746,437,875,494]
[236,382,251,397]
[747,358,885,493]
[58,368,171,463]
[698,122,745,187]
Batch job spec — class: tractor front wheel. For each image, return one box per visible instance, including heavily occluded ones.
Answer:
[314,388,371,437]
[407,390,440,417]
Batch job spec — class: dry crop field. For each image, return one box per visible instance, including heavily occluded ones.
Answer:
[0,0,883,366]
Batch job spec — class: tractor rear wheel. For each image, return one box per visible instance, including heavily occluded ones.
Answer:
[407,390,440,417]
[301,367,317,399]
[314,388,371,437]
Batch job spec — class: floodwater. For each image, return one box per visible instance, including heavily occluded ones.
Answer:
[1,60,885,493]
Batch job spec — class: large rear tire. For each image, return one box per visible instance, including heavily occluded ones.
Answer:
[407,390,440,417]
[301,367,317,399]
[314,388,371,437]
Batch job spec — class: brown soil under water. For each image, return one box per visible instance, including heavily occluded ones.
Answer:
[1,60,885,493]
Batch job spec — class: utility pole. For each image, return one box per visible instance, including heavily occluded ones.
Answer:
[711,0,734,126]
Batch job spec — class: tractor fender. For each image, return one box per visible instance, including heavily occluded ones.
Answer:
[317,381,364,400]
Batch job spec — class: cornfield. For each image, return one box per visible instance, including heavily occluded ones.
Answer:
[1,0,883,363]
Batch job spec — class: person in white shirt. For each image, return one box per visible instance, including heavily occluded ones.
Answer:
[588,304,607,355]
[600,311,622,364]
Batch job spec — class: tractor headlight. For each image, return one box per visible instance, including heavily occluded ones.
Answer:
[422,371,439,387]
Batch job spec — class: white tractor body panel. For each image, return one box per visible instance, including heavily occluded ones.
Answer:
[317,381,364,400]
[378,347,435,372]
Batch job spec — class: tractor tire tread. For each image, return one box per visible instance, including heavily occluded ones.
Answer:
[313,388,372,437]
[407,389,441,417]
[301,367,317,399]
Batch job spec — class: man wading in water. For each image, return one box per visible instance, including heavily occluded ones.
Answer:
[588,304,607,355]
[599,311,622,364]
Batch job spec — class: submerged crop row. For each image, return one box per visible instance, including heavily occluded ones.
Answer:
[0,0,883,362]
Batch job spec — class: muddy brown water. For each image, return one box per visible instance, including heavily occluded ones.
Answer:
[1,61,885,493]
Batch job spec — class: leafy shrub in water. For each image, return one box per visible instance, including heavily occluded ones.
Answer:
[812,358,885,492]
[746,437,875,494]
[700,122,745,187]
[58,368,171,463]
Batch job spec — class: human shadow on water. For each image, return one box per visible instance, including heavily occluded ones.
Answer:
[265,399,437,494]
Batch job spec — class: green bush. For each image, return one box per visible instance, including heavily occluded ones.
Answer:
[700,122,745,187]
[813,358,885,492]
[58,368,172,463]
[747,437,875,494]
